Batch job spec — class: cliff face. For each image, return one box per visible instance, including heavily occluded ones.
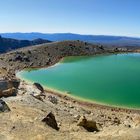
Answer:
[0,35,51,53]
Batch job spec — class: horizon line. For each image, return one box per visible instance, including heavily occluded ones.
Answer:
[0,32,140,39]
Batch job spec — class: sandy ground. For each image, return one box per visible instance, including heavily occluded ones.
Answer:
[0,81,140,140]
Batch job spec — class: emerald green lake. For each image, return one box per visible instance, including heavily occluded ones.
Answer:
[17,53,140,109]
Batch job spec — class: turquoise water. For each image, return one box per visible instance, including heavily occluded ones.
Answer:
[17,53,140,109]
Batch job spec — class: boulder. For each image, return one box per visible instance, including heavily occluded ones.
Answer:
[0,80,10,91]
[0,87,17,98]
[33,83,44,93]
[77,116,98,132]
[0,79,20,91]
[0,79,19,98]
[33,83,46,99]
[23,56,30,62]
[0,99,10,112]
[42,112,59,131]
[48,95,58,104]
[14,54,23,61]
[11,79,20,89]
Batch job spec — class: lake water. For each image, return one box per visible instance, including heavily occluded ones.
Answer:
[17,53,140,109]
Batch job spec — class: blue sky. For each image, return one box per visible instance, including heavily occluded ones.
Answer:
[0,0,140,37]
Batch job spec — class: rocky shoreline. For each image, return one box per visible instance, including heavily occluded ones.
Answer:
[43,88,140,114]
[0,41,140,140]
[0,40,134,79]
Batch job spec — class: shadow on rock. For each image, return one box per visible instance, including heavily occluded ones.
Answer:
[42,112,59,131]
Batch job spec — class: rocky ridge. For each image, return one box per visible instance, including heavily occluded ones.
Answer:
[0,35,51,53]
[0,40,131,79]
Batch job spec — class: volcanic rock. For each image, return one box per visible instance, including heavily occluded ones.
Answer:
[0,87,17,98]
[77,116,98,132]
[33,83,44,93]
[48,95,58,104]
[0,79,19,98]
[0,79,20,91]
[0,99,10,112]
[42,112,59,131]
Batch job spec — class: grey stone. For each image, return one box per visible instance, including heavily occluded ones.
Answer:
[48,95,58,104]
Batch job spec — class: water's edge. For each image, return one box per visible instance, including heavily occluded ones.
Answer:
[16,53,140,111]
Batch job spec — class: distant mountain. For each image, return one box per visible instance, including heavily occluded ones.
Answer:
[0,35,51,53]
[1,33,140,47]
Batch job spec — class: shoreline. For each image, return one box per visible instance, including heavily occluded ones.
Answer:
[17,76,140,114]
[16,51,135,73]
[1,41,140,139]
[16,52,140,114]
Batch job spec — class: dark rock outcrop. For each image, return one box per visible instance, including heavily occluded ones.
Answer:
[0,79,20,91]
[33,83,44,93]
[42,112,59,131]
[10,79,20,89]
[0,99,10,112]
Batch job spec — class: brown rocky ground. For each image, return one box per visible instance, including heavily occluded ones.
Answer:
[0,41,140,140]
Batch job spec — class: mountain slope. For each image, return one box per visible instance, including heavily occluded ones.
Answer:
[1,32,140,47]
[0,35,51,53]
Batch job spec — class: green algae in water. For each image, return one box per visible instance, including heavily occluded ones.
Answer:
[17,53,140,109]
